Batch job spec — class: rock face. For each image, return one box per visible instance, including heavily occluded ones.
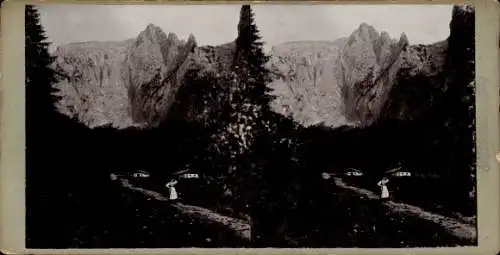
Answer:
[53,24,235,128]
[266,24,410,128]
[267,40,348,127]
[51,4,472,130]
[380,4,474,125]
[380,41,448,122]
[53,40,135,128]
[338,24,411,127]
[270,3,471,128]
[340,4,473,127]
[122,24,198,126]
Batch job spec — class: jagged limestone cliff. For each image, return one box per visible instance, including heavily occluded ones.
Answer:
[51,4,472,131]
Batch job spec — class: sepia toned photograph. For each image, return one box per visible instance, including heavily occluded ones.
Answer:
[24,2,478,249]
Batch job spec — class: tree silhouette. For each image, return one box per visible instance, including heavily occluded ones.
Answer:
[230,5,308,245]
[234,4,274,111]
[25,4,64,247]
[25,5,60,131]
[26,5,108,248]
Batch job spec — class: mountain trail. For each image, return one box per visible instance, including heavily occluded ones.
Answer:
[333,177,477,242]
[110,173,251,242]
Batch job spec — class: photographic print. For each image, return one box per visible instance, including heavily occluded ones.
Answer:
[25,3,477,249]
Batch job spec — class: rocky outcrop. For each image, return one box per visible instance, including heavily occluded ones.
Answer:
[267,24,411,128]
[53,24,235,128]
[267,40,348,127]
[53,40,135,128]
[381,4,473,124]
[339,24,410,126]
[165,41,237,123]
[341,4,473,127]
[122,24,198,126]
[379,40,448,122]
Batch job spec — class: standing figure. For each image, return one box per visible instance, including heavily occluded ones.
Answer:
[166,179,179,201]
[377,177,390,200]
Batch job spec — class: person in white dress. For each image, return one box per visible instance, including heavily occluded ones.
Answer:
[166,179,179,201]
[377,177,390,200]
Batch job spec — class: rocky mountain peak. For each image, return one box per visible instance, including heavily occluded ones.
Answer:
[139,23,167,44]
[339,22,416,126]
[357,22,376,33]
[167,32,180,43]
[380,31,392,44]
[52,6,469,130]
[144,23,161,34]
[398,32,409,47]
[187,34,197,46]
[351,22,380,43]
[122,24,201,125]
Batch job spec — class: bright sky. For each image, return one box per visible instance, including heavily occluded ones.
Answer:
[38,4,454,51]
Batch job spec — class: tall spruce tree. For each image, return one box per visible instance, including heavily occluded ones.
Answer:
[228,4,278,160]
[225,5,272,216]
[232,4,299,246]
[25,5,63,247]
[25,6,58,105]
[25,4,61,180]
[444,4,476,214]
[234,4,274,113]
[25,5,60,133]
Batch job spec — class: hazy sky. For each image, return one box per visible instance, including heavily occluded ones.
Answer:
[38,4,454,51]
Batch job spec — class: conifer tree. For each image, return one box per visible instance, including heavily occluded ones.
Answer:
[445,5,476,214]
[25,5,63,247]
[226,4,279,161]
[231,4,302,245]
[25,5,60,130]
[234,4,274,114]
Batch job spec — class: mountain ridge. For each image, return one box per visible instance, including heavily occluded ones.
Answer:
[50,4,471,130]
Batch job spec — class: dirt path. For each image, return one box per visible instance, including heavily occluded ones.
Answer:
[333,177,477,242]
[110,174,251,242]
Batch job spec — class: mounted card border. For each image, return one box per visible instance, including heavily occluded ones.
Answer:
[1,0,498,254]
